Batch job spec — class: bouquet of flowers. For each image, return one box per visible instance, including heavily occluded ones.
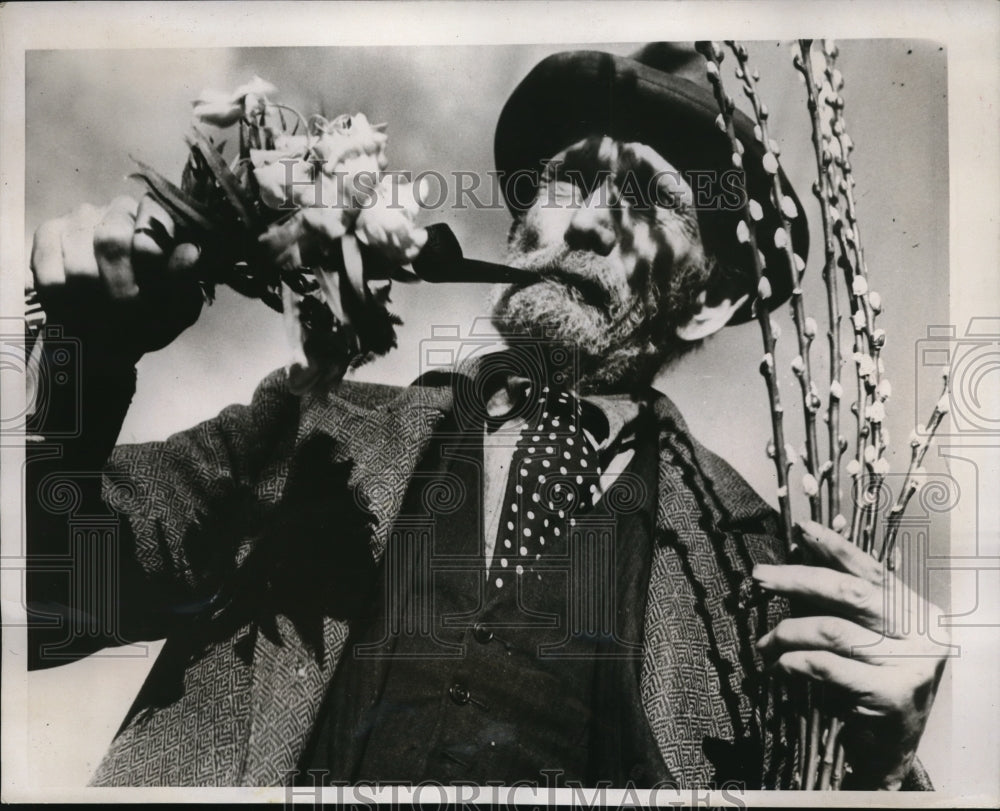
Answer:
[131,76,428,393]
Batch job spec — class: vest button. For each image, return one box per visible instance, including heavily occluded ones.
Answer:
[448,682,471,705]
[472,623,494,644]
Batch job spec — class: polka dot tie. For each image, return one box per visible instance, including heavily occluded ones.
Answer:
[491,385,603,590]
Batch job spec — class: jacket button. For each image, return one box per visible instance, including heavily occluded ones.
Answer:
[472,623,494,644]
[448,681,471,705]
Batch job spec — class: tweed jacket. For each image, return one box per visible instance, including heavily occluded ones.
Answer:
[76,368,914,787]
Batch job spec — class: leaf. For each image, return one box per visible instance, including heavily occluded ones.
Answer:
[187,128,258,230]
[129,157,219,234]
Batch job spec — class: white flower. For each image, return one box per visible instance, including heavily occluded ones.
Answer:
[852,275,869,296]
[863,445,876,464]
[762,152,779,174]
[192,75,277,127]
[868,401,886,423]
[877,379,892,400]
[832,513,847,532]
[780,195,798,219]
[804,317,818,338]
[873,458,890,476]
[758,276,772,300]
[869,291,882,312]
[846,459,861,476]
[790,355,805,374]
[736,220,751,244]
[748,200,764,222]
[355,177,428,264]
[774,227,788,249]
[936,393,951,415]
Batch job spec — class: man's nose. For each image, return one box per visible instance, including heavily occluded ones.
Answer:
[564,188,617,256]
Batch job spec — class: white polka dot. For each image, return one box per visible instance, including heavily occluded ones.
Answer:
[519,546,528,556]
[532,435,540,442]
[549,433,556,440]
[570,518,577,526]
[496,577,504,588]
[543,518,550,527]
[563,451,572,460]
[528,447,536,454]
[538,475,546,483]
[512,504,518,512]
[576,475,584,484]
[542,460,550,468]
[501,558,508,568]
[539,537,545,546]
[527,510,535,519]
[515,485,523,495]
[507,521,514,531]
[546,446,555,454]
[590,484,599,493]
[520,469,529,477]
[553,483,562,492]
[558,509,565,518]
[532,492,540,503]
[554,527,561,537]
[560,466,567,475]
[516,565,524,575]
[536,553,541,560]
[580,459,588,468]
[552,418,560,427]
[523,528,532,537]
[567,438,575,446]
[504,539,512,548]
[537,574,543,580]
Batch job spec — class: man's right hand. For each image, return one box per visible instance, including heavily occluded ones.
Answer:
[30,195,204,367]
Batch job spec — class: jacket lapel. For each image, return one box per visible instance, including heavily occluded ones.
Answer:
[243,379,453,784]
[641,395,790,787]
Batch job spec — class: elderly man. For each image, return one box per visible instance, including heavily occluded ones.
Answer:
[26,43,944,790]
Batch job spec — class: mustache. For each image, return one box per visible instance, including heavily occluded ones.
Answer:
[504,249,620,311]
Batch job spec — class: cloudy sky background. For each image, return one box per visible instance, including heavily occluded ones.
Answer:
[24,38,953,786]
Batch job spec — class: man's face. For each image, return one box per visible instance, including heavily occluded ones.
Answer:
[491,136,715,392]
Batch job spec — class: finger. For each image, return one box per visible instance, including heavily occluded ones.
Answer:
[758,615,893,660]
[753,563,882,625]
[132,195,176,265]
[94,196,140,301]
[60,203,104,283]
[31,216,69,292]
[799,519,884,584]
[773,650,899,714]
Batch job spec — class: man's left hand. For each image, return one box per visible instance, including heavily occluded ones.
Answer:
[753,520,949,789]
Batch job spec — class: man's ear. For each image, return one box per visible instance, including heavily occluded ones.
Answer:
[675,292,750,341]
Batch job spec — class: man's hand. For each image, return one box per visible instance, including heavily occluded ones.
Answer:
[753,520,949,789]
[30,195,203,366]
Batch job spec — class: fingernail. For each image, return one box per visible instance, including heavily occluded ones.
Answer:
[800,519,823,540]
[756,631,772,649]
[752,563,774,581]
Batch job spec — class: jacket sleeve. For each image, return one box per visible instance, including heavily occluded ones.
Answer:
[26,367,300,667]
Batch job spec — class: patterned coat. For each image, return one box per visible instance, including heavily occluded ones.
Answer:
[80,368,916,787]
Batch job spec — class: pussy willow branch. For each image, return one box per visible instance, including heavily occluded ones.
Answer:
[821,45,891,558]
[879,376,950,567]
[697,39,810,790]
[697,41,796,558]
[728,41,823,526]
[795,40,847,530]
